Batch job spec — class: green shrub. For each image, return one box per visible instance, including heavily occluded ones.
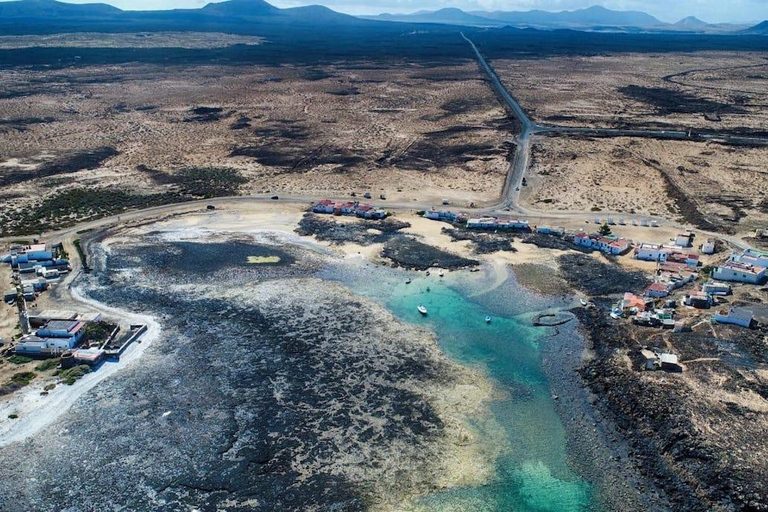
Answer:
[8,355,32,365]
[10,372,36,385]
[8,414,18,420]
[35,358,61,372]
[58,365,91,386]
[44,383,56,391]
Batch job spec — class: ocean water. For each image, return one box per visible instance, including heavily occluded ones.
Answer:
[327,264,597,512]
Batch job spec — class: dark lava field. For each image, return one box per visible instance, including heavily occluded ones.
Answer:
[0,233,481,511]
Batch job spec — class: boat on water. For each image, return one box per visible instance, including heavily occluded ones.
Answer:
[438,269,444,277]
[417,305,428,316]
[425,271,430,277]
[405,278,412,284]
[485,316,491,323]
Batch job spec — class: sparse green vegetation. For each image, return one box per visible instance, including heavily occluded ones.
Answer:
[35,358,61,372]
[0,371,38,396]
[598,223,612,236]
[8,414,18,420]
[8,355,32,365]
[44,383,56,392]
[1,167,248,236]
[84,321,118,345]
[56,365,91,386]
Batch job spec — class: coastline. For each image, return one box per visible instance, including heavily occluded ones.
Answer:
[0,270,161,447]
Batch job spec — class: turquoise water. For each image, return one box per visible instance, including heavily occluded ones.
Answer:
[330,266,597,511]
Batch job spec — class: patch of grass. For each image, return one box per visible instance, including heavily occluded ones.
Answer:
[57,365,91,386]
[8,355,32,365]
[1,167,248,236]
[11,372,36,384]
[35,358,61,372]
[44,383,56,392]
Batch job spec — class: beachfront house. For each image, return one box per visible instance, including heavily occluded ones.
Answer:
[37,319,86,346]
[536,226,565,236]
[575,232,631,255]
[312,199,336,214]
[713,308,756,329]
[355,204,387,219]
[424,209,466,223]
[701,239,716,254]
[712,260,766,284]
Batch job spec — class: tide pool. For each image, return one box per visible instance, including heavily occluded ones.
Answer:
[329,265,598,511]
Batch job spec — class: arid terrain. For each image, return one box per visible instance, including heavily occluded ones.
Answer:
[493,52,768,132]
[0,55,512,236]
[523,136,768,232]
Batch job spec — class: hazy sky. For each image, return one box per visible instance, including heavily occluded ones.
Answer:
[12,0,768,23]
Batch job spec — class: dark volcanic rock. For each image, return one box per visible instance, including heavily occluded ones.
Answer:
[558,253,650,297]
[442,227,516,254]
[0,234,479,511]
[383,236,479,270]
[295,213,410,245]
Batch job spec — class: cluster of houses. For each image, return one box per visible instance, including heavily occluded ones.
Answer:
[312,200,387,219]
[1,242,70,303]
[613,246,766,330]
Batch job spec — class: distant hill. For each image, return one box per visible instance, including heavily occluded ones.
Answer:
[0,0,364,29]
[478,5,662,28]
[742,20,768,34]
[674,16,709,28]
[0,0,122,19]
[366,5,664,30]
[369,8,501,26]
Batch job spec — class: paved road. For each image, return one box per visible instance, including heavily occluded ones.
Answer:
[460,32,768,216]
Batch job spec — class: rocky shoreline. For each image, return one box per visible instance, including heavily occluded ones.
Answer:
[552,253,768,512]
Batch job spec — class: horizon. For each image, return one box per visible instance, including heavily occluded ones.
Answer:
[1,0,765,25]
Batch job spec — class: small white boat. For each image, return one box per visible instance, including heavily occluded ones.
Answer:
[438,269,444,277]
[580,299,588,307]
[425,271,431,277]
[485,316,491,323]
[418,305,428,316]
[405,278,412,285]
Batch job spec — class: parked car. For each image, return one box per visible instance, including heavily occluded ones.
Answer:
[363,192,372,199]
[270,195,279,200]
[206,205,216,210]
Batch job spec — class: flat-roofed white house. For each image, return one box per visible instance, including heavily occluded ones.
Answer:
[713,308,756,329]
[712,260,767,284]
[675,232,695,248]
[701,239,716,254]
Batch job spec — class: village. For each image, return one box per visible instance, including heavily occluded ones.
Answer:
[0,240,147,395]
[310,199,767,375]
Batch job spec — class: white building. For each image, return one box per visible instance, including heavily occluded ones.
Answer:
[675,231,695,248]
[713,308,755,329]
[701,239,716,255]
[712,260,766,284]
[702,281,731,296]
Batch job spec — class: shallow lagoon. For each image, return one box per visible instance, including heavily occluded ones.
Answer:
[326,263,597,511]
